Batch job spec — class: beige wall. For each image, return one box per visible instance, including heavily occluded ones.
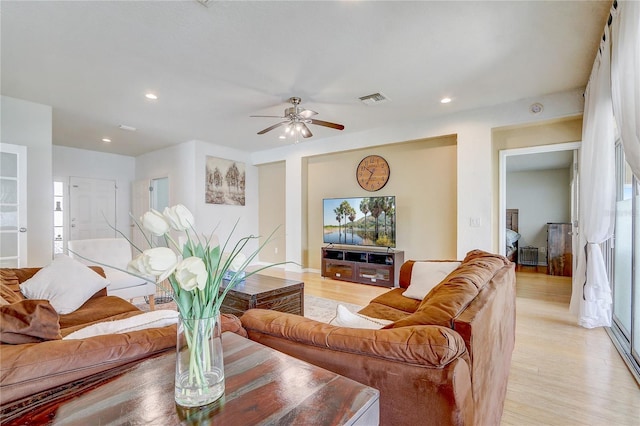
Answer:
[258,161,286,264]
[305,135,457,269]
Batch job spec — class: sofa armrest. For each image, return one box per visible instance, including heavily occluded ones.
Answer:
[220,313,247,338]
[453,262,516,426]
[241,309,465,367]
[241,309,474,426]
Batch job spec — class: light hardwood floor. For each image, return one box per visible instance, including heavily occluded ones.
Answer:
[260,267,640,425]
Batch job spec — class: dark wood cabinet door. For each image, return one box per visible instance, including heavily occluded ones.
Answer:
[547,223,572,276]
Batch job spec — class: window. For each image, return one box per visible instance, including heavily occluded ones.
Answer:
[610,142,639,383]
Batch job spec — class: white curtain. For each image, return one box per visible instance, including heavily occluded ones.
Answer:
[569,24,617,328]
[611,0,640,179]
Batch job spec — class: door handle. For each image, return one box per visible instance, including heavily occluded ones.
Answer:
[19,227,27,232]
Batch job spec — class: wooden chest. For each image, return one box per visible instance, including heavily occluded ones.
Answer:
[219,274,304,316]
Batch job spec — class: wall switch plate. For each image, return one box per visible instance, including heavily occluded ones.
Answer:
[469,217,482,227]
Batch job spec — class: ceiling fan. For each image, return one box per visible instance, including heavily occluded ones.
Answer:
[251,97,345,140]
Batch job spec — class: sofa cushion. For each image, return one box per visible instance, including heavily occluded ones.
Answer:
[367,287,421,313]
[329,304,393,329]
[19,255,110,315]
[403,261,461,300]
[58,295,142,333]
[0,271,24,304]
[1,300,62,344]
[385,251,509,328]
[0,322,177,405]
[64,310,179,340]
[1,283,23,305]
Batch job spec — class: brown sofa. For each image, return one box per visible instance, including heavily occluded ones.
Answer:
[241,250,516,426]
[0,267,238,409]
[0,266,178,406]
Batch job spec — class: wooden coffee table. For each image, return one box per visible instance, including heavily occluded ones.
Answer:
[2,332,379,425]
[219,274,304,316]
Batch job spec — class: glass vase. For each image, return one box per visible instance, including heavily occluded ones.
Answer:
[174,314,225,407]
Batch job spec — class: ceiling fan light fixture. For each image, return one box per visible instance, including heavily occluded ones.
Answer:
[252,96,344,138]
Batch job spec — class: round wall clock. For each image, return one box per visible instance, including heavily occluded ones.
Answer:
[357,155,390,191]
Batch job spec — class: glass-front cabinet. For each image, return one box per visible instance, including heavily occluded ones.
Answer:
[53,181,64,254]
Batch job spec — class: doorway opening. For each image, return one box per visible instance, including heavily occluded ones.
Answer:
[499,141,581,276]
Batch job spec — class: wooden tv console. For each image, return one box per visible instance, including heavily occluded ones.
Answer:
[321,246,404,288]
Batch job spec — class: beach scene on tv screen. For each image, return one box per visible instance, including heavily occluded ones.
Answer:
[323,196,396,247]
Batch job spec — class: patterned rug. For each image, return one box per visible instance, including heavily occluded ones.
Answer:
[134,294,362,324]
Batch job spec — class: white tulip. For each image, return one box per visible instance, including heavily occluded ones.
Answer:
[140,209,170,236]
[128,247,178,282]
[163,204,194,231]
[174,257,208,291]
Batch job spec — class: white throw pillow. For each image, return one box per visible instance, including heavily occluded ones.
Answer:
[506,229,521,249]
[403,261,461,300]
[20,255,110,314]
[63,310,179,340]
[329,304,392,329]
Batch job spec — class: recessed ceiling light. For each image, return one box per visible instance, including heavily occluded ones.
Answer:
[145,93,158,100]
[440,97,452,104]
[102,138,111,143]
[279,135,286,139]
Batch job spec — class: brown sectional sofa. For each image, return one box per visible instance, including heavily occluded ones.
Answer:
[0,266,178,406]
[241,250,516,426]
[1,266,249,409]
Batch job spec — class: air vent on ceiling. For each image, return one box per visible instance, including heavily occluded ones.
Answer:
[359,93,389,105]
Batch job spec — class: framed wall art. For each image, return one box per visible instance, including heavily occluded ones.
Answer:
[205,156,246,206]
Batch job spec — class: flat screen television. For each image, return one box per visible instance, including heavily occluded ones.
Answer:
[323,196,396,248]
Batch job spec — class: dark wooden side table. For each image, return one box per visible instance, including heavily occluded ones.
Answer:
[2,332,379,425]
[219,274,304,316]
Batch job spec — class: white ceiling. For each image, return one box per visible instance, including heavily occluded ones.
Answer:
[506,150,574,172]
[1,1,611,157]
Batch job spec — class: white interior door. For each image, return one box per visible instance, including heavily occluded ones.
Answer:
[150,177,169,247]
[0,143,28,267]
[69,177,116,240]
[130,177,169,250]
[570,149,580,275]
[131,179,150,252]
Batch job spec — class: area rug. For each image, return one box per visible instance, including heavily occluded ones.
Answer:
[134,294,362,324]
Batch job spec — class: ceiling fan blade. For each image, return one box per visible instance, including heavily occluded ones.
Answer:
[250,115,285,118]
[298,109,318,119]
[309,119,345,131]
[257,121,288,135]
[300,123,313,138]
